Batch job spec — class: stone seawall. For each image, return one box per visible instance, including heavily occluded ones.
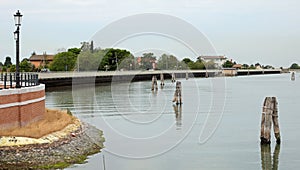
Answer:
[38,69,282,88]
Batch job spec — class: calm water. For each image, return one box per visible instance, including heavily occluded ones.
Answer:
[45,73,300,170]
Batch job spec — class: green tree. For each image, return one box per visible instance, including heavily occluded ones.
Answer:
[182,58,192,65]
[222,60,234,68]
[0,62,3,72]
[139,53,156,70]
[76,48,133,71]
[249,64,256,69]
[189,61,205,70]
[9,65,16,72]
[263,65,274,69]
[68,48,81,55]
[76,50,102,71]
[50,51,77,71]
[118,53,135,71]
[290,63,300,69]
[157,54,179,70]
[242,64,249,69]
[4,56,12,67]
[98,48,133,71]
[20,58,35,72]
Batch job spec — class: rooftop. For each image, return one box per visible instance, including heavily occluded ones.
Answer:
[200,55,227,60]
[29,54,55,61]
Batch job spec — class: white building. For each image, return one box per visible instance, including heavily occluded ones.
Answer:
[199,55,227,66]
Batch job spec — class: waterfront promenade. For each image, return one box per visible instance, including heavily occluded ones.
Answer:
[38,69,282,88]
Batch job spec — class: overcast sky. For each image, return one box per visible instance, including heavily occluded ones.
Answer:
[1,0,299,67]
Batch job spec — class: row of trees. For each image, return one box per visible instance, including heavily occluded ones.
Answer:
[4,45,292,72]
[0,56,35,72]
[49,47,224,71]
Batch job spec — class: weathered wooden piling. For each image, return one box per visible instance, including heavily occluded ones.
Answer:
[171,72,176,83]
[260,97,281,144]
[205,71,208,78]
[160,73,165,86]
[151,76,158,91]
[185,72,189,80]
[272,99,281,144]
[172,81,182,105]
[291,72,295,81]
[173,104,182,128]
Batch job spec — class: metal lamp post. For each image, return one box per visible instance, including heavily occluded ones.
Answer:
[14,10,22,88]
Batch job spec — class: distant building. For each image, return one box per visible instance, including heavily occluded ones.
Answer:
[29,53,55,68]
[199,55,227,66]
[232,64,242,69]
[136,57,142,66]
[222,68,237,76]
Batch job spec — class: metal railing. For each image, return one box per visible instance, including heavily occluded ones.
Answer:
[0,72,39,90]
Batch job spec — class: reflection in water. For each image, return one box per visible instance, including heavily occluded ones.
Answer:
[260,144,280,170]
[173,104,182,129]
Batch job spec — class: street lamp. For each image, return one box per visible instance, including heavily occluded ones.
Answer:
[14,10,22,88]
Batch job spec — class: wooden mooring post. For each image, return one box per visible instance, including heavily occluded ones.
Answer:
[205,71,208,78]
[160,73,165,86]
[171,72,176,83]
[291,72,295,81]
[172,81,182,105]
[151,76,158,91]
[260,97,281,144]
[186,72,189,80]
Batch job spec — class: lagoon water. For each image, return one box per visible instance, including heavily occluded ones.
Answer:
[45,73,300,170]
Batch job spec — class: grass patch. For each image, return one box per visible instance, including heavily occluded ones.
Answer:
[0,109,76,138]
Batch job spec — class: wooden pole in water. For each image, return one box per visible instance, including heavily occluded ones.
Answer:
[291,72,295,81]
[160,73,165,86]
[172,81,182,105]
[260,97,281,144]
[171,72,176,83]
[186,72,189,80]
[272,97,281,144]
[260,97,273,144]
[102,154,106,170]
[151,76,158,91]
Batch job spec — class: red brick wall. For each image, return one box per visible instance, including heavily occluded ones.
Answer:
[0,85,45,130]
[20,100,45,126]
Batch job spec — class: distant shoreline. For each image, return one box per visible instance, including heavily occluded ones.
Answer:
[38,69,282,88]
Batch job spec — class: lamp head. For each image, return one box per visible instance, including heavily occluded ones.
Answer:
[14,10,23,26]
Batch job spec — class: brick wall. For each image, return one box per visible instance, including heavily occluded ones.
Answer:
[0,84,45,130]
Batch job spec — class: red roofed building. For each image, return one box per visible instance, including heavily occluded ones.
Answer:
[29,53,55,68]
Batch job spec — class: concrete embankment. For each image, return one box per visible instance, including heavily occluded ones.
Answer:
[38,69,282,88]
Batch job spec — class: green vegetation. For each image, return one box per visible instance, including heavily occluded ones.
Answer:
[290,63,300,69]
[0,57,35,72]
[50,49,79,71]
[20,58,35,72]
[1,43,281,72]
[157,54,187,70]
[4,56,12,67]
[222,60,235,68]
[77,48,134,71]
[139,52,156,70]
